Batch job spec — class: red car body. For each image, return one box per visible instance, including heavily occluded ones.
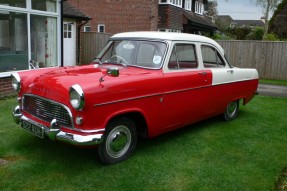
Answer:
[12,32,259,164]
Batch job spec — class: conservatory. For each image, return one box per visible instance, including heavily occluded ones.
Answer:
[0,0,61,77]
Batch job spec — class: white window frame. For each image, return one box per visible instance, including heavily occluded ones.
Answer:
[0,0,61,78]
[158,28,181,33]
[84,26,91,32]
[97,24,105,33]
[195,1,203,15]
[159,0,182,8]
[184,0,192,11]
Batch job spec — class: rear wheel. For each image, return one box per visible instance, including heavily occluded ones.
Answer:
[98,117,137,164]
[224,100,239,121]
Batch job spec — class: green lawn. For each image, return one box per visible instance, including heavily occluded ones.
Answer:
[259,79,287,86]
[0,96,287,191]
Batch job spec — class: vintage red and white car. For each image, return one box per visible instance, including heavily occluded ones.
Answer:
[12,32,259,164]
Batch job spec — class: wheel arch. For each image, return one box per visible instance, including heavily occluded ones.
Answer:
[105,110,149,138]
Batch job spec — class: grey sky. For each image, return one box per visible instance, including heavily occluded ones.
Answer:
[217,0,263,20]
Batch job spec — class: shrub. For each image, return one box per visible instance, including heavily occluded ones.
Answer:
[263,33,280,41]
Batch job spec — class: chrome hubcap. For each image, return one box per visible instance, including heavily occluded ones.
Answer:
[227,101,237,117]
[106,125,131,158]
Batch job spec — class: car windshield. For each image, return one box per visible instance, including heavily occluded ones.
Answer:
[96,40,167,69]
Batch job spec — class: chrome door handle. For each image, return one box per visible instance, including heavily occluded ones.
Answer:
[198,72,207,76]
[227,70,234,74]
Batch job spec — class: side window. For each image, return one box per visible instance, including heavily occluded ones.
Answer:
[168,44,198,70]
[201,45,225,68]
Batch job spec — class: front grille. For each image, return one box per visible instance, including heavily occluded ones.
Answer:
[23,95,72,128]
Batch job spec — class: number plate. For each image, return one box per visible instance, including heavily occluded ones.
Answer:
[20,119,44,138]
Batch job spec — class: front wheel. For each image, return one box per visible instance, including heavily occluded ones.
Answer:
[98,117,137,164]
[223,100,239,121]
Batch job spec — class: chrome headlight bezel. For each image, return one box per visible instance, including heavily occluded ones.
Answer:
[69,84,85,111]
[11,73,21,92]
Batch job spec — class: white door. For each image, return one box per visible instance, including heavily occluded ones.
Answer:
[63,21,76,66]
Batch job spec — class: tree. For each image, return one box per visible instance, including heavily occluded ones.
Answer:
[205,0,218,22]
[268,0,287,39]
[254,0,282,36]
[223,0,282,36]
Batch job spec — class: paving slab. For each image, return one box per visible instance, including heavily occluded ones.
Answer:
[257,84,287,98]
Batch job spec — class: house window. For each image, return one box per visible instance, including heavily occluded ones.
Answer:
[31,15,58,68]
[63,23,72,38]
[185,0,192,11]
[32,0,57,13]
[159,29,181,33]
[0,12,28,72]
[159,0,182,8]
[98,24,105,33]
[0,0,60,76]
[0,0,26,8]
[195,1,204,15]
[84,26,91,32]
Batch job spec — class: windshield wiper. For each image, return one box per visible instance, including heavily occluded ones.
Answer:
[110,61,127,68]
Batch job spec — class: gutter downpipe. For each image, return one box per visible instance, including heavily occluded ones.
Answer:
[77,19,90,64]
[60,0,65,67]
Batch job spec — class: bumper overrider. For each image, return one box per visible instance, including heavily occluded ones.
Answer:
[12,106,104,146]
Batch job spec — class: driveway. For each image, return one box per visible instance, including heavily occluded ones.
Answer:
[257,84,287,98]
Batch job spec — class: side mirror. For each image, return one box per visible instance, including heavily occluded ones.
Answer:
[99,67,120,82]
[106,67,119,77]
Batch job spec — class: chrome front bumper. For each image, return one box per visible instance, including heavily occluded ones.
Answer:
[12,106,103,146]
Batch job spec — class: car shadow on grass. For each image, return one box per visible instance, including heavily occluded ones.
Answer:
[9,110,249,167]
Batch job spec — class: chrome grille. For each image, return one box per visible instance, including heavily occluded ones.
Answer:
[23,95,72,128]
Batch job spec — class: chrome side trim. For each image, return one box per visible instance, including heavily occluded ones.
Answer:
[93,79,257,107]
[93,85,212,107]
[94,93,163,107]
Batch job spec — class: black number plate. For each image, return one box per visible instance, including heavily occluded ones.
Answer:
[20,120,44,138]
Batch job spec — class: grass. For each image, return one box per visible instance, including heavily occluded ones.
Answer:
[1,96,287,191]
[259,79,287,86]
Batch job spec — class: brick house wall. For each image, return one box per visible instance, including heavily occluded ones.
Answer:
[68,0,159,33]
[0,77,14,98]
[158,5,183,31]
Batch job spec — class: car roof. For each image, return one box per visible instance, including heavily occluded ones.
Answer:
[111,31,224,54]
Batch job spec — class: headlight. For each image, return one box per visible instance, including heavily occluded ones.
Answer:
[69,84,85,111]
[11,73,21,92]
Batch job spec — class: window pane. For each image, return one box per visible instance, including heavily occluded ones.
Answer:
[99,40,166,69]
[0,0,26,8]
[31,15,58,68]
[0,12,28,72]
[84,26,90,32]
[32,0,57,13]
[168,44,197,70]
[202,45,225,68]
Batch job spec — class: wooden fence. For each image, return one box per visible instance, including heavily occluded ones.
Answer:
[81,32,111,64]
[217,40,287,80]
[81,32,287,80]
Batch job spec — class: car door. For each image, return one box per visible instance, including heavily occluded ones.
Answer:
[162,42,212,131]
[201,44,256,110]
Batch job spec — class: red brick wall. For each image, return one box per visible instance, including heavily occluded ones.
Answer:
[68,0,159,34]
[0,77,15,98]
[158,5,183,31]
